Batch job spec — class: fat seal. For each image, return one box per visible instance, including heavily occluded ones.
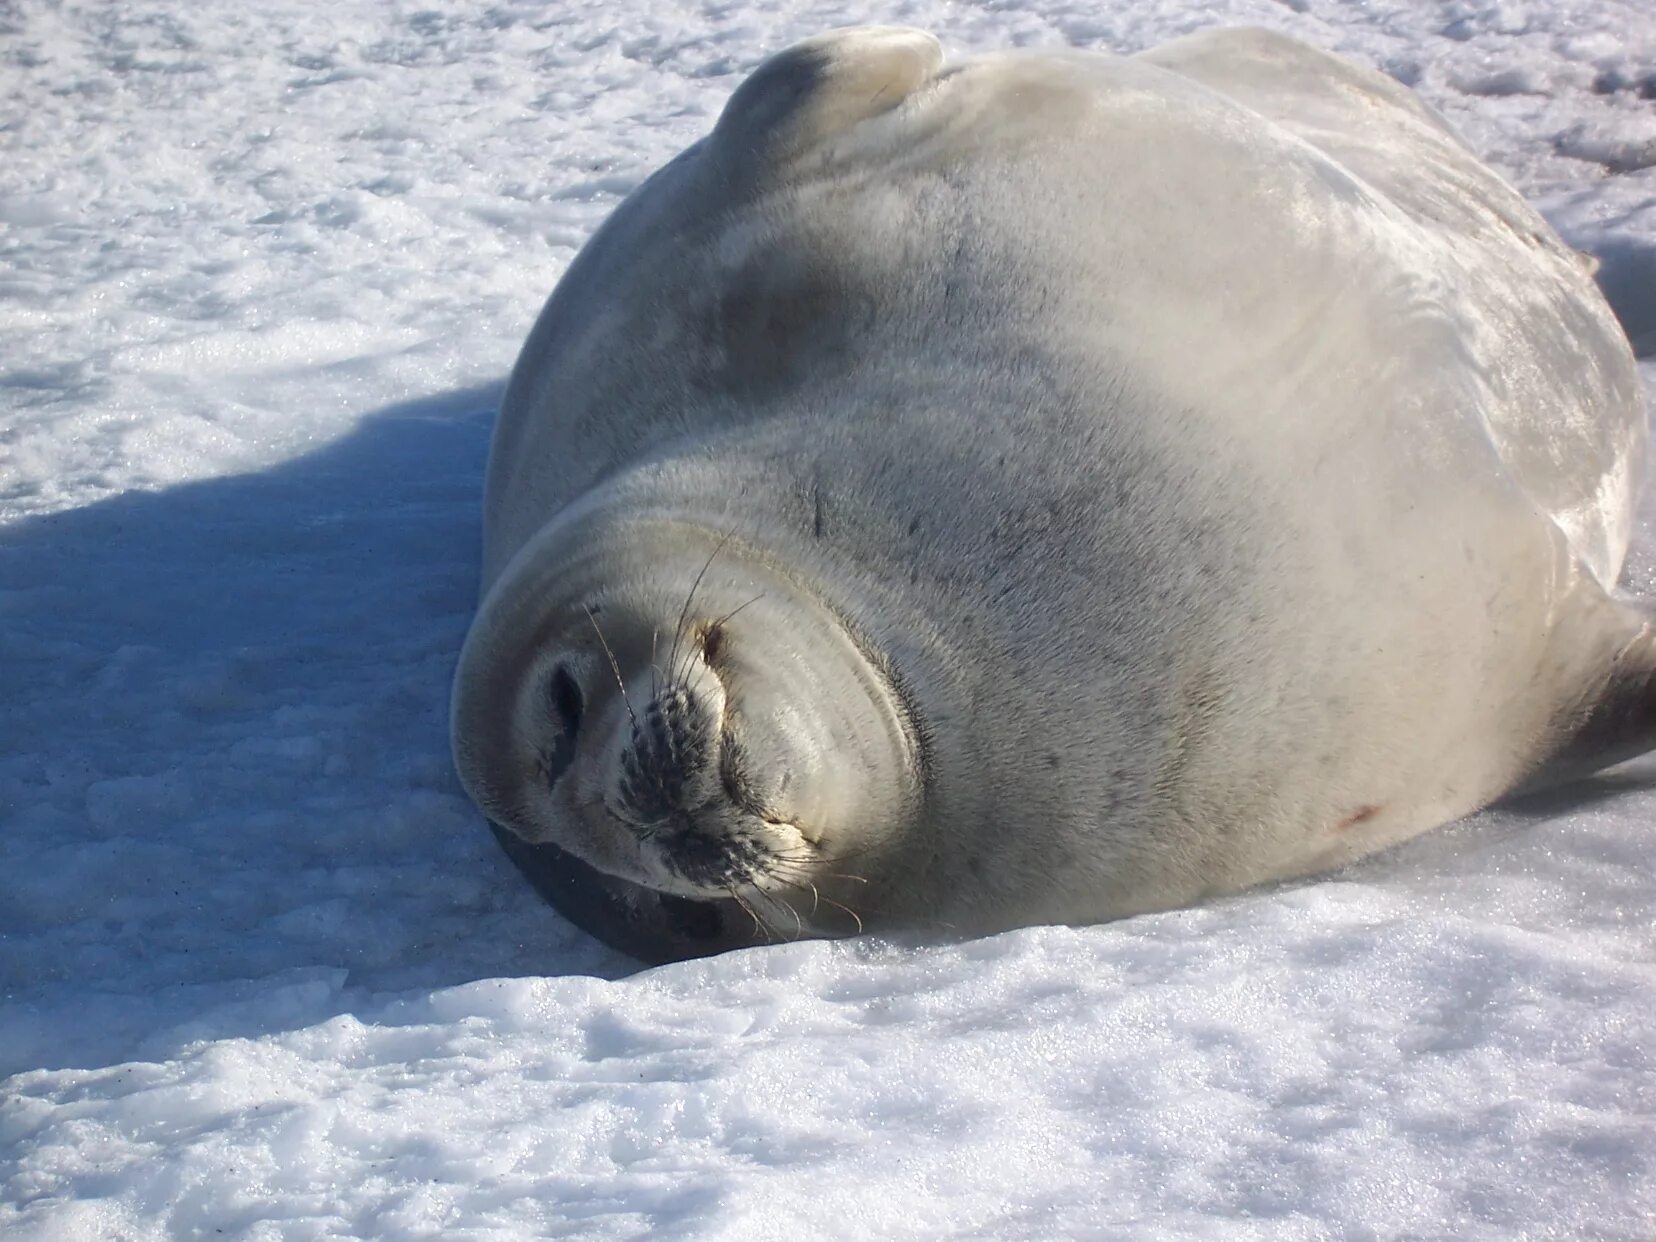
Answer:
[453,28,1649,962]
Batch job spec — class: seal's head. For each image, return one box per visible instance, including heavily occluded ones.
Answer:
[452,508,924,953]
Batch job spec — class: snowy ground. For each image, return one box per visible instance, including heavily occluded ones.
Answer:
[3,0,1655,1236]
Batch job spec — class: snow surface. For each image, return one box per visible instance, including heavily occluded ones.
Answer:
[3,0,1655,1236]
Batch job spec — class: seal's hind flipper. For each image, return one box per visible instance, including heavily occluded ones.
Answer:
[490,824,764,966]
[712,27,941,173]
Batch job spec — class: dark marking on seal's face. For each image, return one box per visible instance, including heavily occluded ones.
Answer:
[700,621,727,664]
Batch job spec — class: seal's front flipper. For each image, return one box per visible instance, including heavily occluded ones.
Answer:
[712,27,942,174]
[490,824,765,966]
[1521,593,1656,794]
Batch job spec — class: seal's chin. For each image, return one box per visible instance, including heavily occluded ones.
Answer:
[451,510,924,942]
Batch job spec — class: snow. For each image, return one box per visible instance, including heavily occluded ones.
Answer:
[2,0,1654,1235]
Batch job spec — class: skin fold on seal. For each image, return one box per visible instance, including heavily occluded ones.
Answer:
[451,26,1649,964]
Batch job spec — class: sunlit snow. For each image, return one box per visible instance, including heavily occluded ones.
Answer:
[3,0,1654,1236]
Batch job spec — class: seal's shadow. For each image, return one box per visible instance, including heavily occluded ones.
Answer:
[1592,236,1656,359]
[2,383,636,1078]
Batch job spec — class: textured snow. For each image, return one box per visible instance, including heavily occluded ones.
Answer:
[3,0,1654,1236]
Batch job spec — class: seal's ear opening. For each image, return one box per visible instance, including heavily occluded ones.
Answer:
[490,822,767,965]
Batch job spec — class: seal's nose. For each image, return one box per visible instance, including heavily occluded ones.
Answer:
[613,659,730,826]
[619,685,702,821]
[610,671,760,887]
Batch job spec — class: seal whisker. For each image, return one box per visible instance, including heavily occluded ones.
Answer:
[755,870,863,934]
[727,884,764,937]
[751,885,805,940]
[687,592,766,699]
[754,849,823,870]
[757,866,823,917]
[814,892,863,935]
[760,837,862,861]
[727,883,777,943]
[712,593,766,630]
[757,854,872,888]
[764,865,956,932]
[650,626,660,700]
[583,604,640,735]
[667,528,738,691]
[770,841,879,869]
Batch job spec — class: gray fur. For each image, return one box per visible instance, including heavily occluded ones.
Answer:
[453,27,1648,960]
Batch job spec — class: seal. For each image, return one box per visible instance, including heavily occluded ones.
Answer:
[452,26,1648,963]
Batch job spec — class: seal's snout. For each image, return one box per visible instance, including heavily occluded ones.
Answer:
[618,683,718,826]
[597,646,770,892]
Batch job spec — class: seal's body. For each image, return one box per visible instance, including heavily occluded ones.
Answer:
[453,28,1648,962]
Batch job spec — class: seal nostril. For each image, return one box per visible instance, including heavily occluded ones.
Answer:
[544,664,583,786]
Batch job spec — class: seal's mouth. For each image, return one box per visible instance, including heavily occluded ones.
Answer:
[629,814,862,943]
[631,810,817,898]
